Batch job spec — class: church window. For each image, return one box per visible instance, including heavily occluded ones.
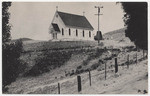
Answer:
[83,30,85,37]
[69,28,71,36]
[62,28,64,35]
[76,29,78,36]
[89,31,91,37]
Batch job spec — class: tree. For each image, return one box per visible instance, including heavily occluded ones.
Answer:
[2,2,12,43]
[2,40,24,87]
[2,2,26,93]
[121,2,148,50]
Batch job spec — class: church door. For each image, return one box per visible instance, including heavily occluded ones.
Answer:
[52,33,57,39]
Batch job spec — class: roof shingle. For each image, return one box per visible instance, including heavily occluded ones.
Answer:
[57,11,94,30]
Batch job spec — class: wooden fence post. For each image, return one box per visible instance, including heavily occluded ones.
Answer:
[143,50,145,58]
[58,83,60,94]
[127,54,129,69]
[105,62,107,80]
[115,58,118,73]
[136,53,137,64]
[77,76,82,92]
[89,70,91,86]
[146,51,148,58]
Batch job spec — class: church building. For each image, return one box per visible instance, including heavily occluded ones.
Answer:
[49,10,94,41]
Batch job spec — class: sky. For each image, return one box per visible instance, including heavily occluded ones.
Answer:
[9,2,125,40]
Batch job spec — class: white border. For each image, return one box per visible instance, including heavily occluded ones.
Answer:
[0,0,149,96]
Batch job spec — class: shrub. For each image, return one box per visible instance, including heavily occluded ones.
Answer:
[83,60,88,66]
[24,51,72,76]
[70,71,74,76]
[2,40,25,91]
[77,65,82,69]
[91,63,100,70]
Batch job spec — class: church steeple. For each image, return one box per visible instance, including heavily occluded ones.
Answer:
[83,11,85,16]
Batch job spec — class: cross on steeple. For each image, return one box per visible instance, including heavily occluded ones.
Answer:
[83,11,85,16]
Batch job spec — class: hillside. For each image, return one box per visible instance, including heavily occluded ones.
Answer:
[102,28,134,48]
[103,28,127,41]
[7,46,148,94]
[5,29,148,94]
[11,38,32,42]
[22,41,98,52]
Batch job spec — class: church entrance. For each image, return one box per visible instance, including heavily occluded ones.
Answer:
[52,33,57,39]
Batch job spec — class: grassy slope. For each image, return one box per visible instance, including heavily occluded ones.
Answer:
[29,50,148,94]
[7,48,148,94]
[6,28,147,94]
[23,41,98,52]
[102,28,134,48]
[103,28,126,40]
[11,38,33,42]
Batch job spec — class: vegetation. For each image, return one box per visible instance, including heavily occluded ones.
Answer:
[24,50,73,76]
[2,2,26,92]
[23,48,98,77]
[2,2,11,43]
[23,41,97,52]
[2,40,26,92]
[121,2,148,50]
[11,38,32,42]
[76,48,105,74]
[75,48,121,74]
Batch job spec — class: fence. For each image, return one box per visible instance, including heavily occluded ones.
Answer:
[34,49,147,94]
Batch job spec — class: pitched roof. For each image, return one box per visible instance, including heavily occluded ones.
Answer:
[52,23,60,32]
[57,11,94,30]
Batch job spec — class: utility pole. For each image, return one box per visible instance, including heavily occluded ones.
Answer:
[95,5,103,44]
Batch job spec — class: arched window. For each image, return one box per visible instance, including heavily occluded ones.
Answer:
[69,28,71,36]
[76,29,78,36]
[83,30,84,37]
[62,28,64,35]
[89,31,91,37]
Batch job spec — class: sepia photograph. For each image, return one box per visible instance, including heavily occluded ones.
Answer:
[2,1,148,94]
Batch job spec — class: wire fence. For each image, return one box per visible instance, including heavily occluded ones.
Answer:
[30,49,148,94]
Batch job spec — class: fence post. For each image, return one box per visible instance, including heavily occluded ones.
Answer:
[77,75,82,92]
[115,58,118,73]
[89,70,91,86]
[105,62,107,80]
[127,54,129,69]
[143,50,145,58]
[58,83,60,94]
[136,53,137,64]
[146,51,148,58]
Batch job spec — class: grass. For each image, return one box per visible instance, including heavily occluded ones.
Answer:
[23,48,97,77]
[24,50,73,76]
[20,40,99,76]
[75,48,121,74]
[23,41,98,52]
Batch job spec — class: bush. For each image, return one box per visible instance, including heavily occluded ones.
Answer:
[2,40,25,91]
[77,65,82,69]
[91,63,100,70]
[83,60,88,66]
[24,51,72,76]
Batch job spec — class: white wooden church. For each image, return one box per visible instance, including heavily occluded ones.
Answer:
[49,10,94,41]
